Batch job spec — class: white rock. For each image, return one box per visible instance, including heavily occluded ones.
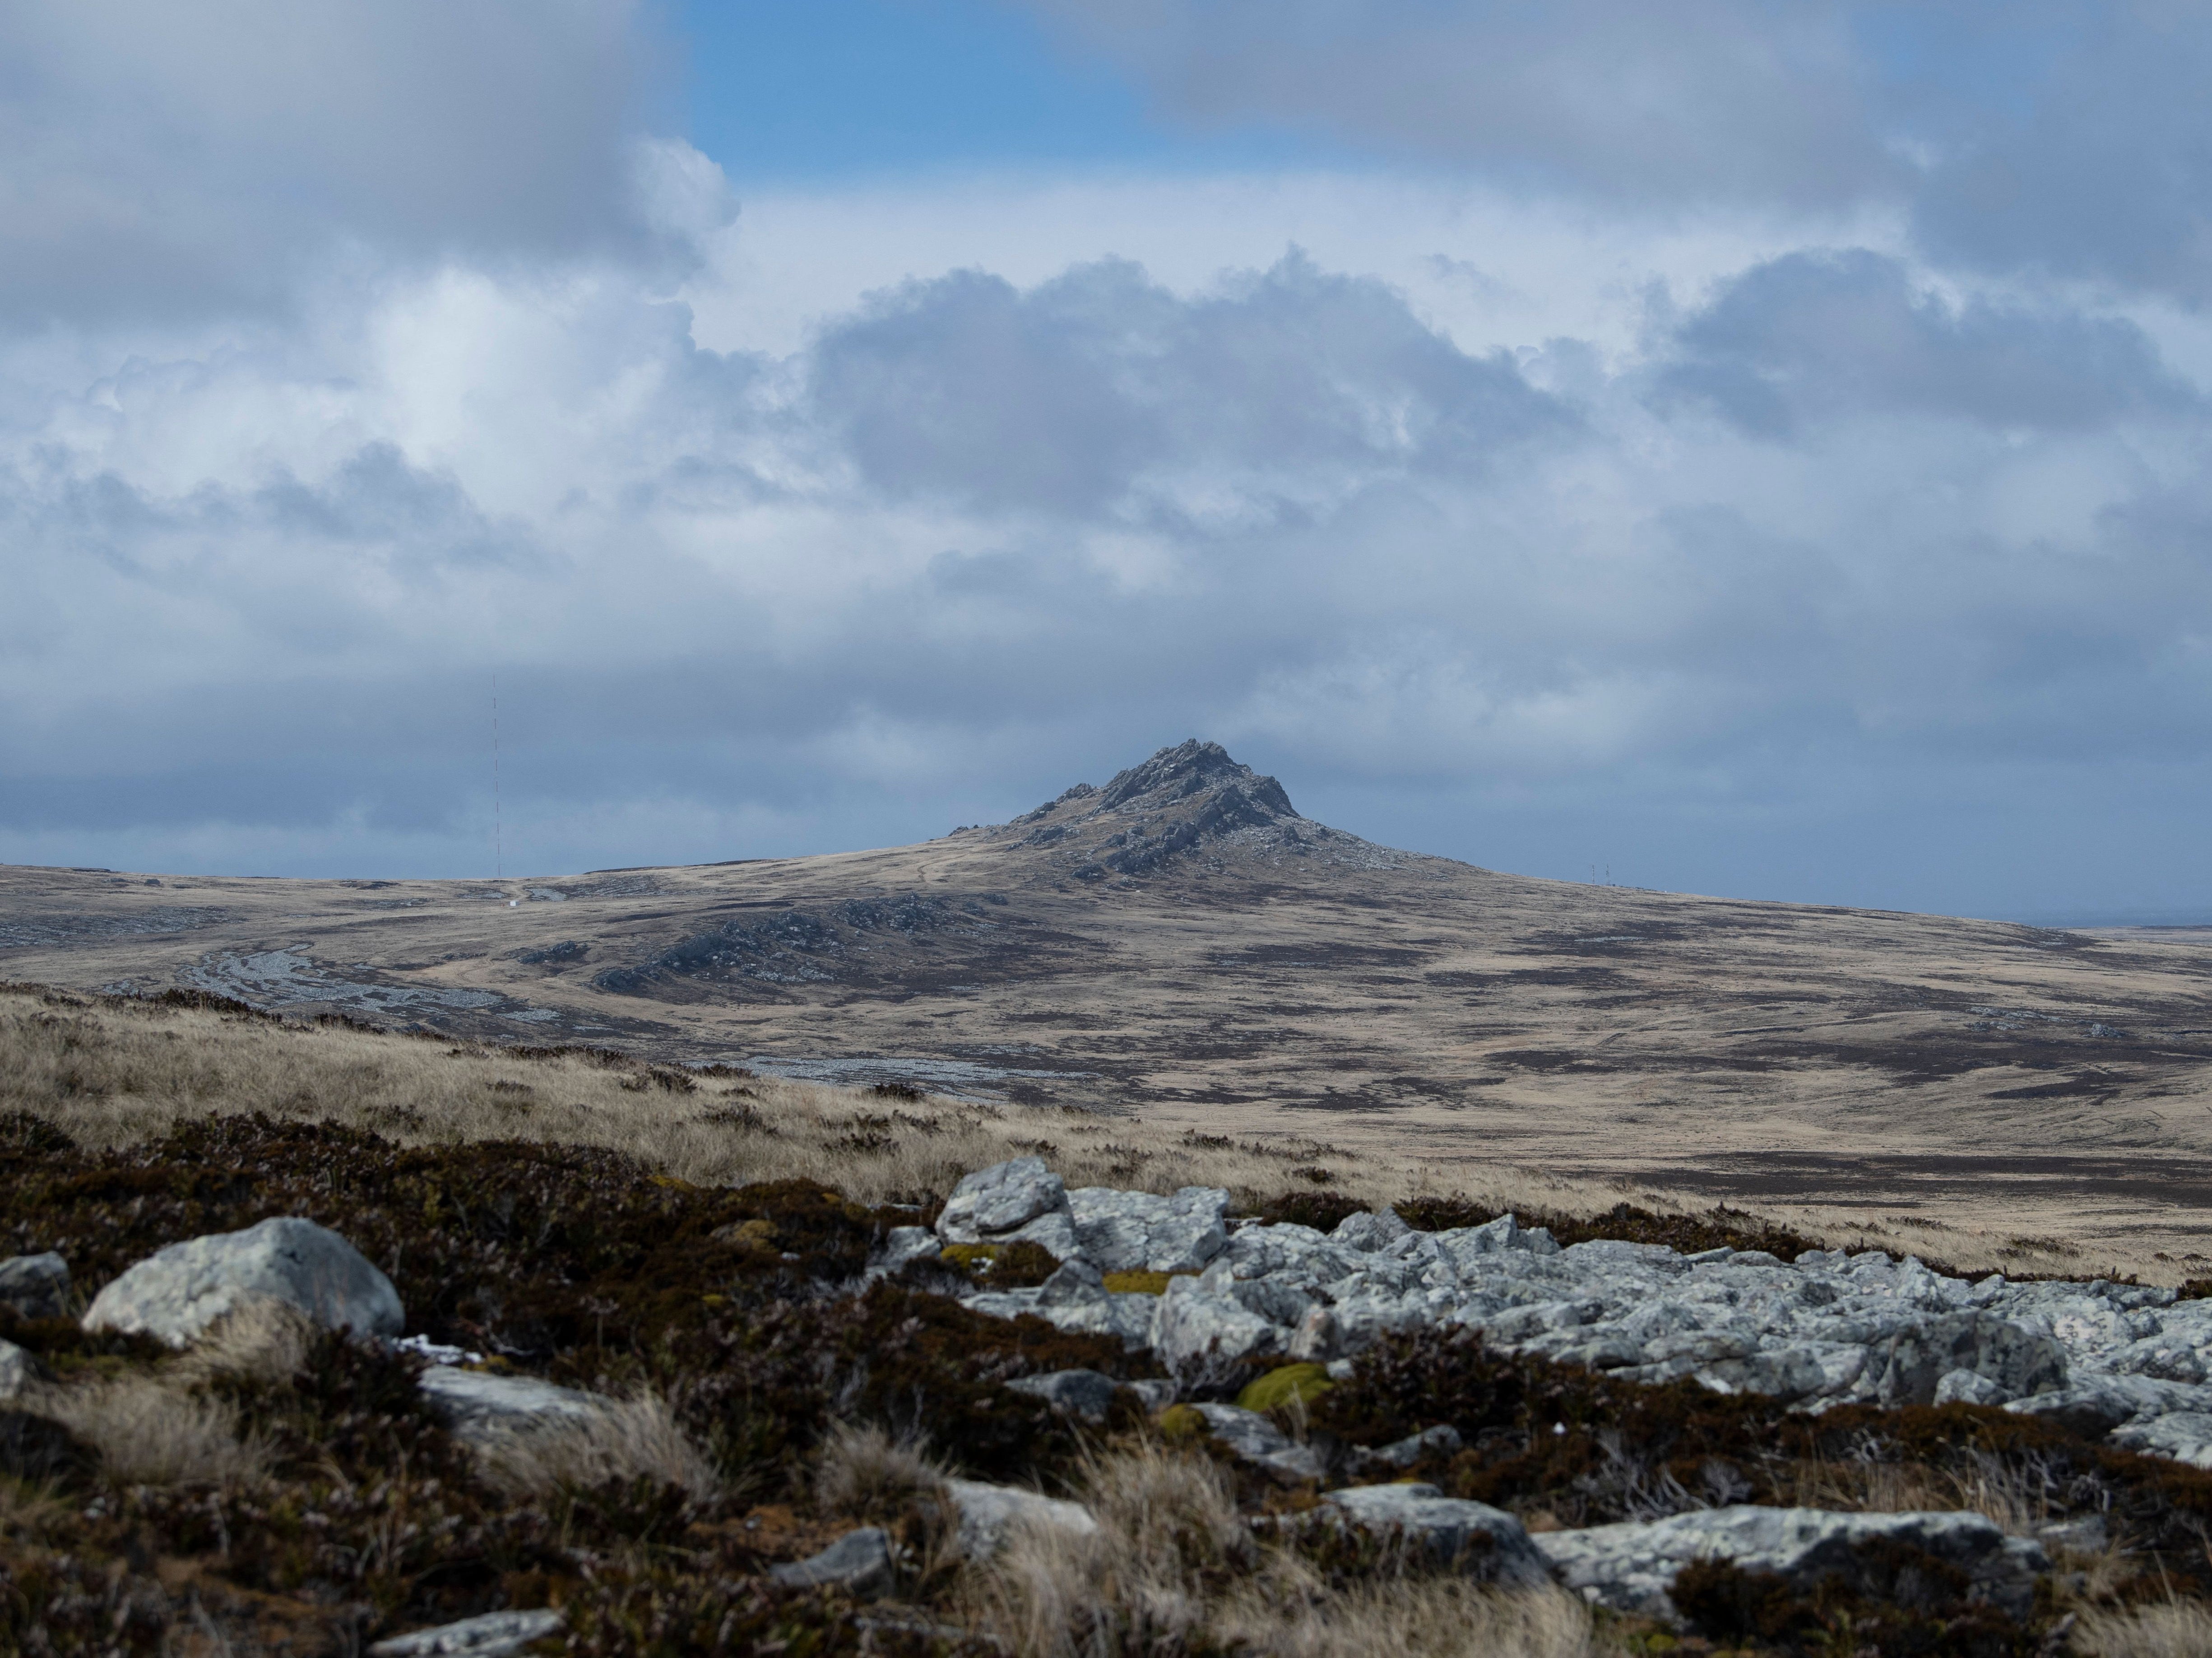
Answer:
[1319,1483,1549,1584]
[1006,1368,1119,1422]
[369,1608,565,1657]
[945,1478,1098,1557]
[417,1368,602,1443]
[2110,1410,2212,1468]
[82,1217,402,1347]
[1068,1186,1229,1273]
[1534,1505,2046,1622]
[872,1226,941,1277]
[1155,1263,1284,1381]
[937,1158,1068,1243]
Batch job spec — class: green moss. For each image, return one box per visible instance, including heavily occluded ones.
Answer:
[1235,1363,1333,1414]
[1157,1404,1206,1444]
[939,1240,1059,1287]
[1101,1269,1197,1295]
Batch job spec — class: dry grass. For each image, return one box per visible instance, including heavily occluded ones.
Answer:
[814,1422,951,1523]
[2071,1597,2212,1656]
[1784,1449,2059,1537]
[972,1442,1623,1658]
[0,982,2115,1276]
[476,1391,721,1503]
[171,1297,319,1390]
[39,1376,270,1487]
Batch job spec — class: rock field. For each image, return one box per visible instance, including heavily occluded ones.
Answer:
[14,1150,2212,1647]
[932,1156,2212,1467]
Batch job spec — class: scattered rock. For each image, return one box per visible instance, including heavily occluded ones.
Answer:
[1533,1505,2047,1622]
[937,1158,1069,1244]
[1318,1483,1549,1584]
[1355,1423,1463,1471]
[82,1217,403,1347]
[417,1368,603,1444]
[0,1252,69,1319]
[871,1226,942,1278]
[1006,1368,1119,1423]
[769,1527,895,1597]
[368,1608,566,1657]
[1155,1261,1285,1382]
[944,1478,1099,1558]
[2110,1410,2212,1468]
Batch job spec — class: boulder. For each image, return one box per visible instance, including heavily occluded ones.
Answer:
[417,1368,603,1444]
[769,1527,895,1596]
[1533,1505,2047,1622]
[368,1608,565,1657]
[1355,1423,1463,1471]
[82,1217,402,1347]
[0,1253,69,1320]
[1006,1368,1119,1423]
[1318,1484,1549,1584]
[944,1478,1098,1558]
[937,1159,1069,1244]
[1332,1208,1414,1254]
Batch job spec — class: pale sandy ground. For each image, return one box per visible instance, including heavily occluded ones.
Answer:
[7,801,2210,1280]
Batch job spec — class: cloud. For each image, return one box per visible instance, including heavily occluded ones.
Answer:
[0,0,693,325]
[1013,1,2212,307]
[1652,249,2197,437]
[808,251,1569,516]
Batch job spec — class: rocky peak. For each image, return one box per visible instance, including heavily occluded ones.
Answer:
[1007,741,1308,880]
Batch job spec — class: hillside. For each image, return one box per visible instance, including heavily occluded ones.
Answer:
[6,739,2212,1270]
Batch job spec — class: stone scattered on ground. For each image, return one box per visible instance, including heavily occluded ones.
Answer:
[81,1217,403,1347]
[0,1252,69,1320]
[416,1368,604,1443]
[1533,1505,2048,1623]
[940,1157,2212,1473]
[768,1527,895,1597]
[1184,1403,1327,1483]
[1317,1483,1550,1585]
[944,1478,1099,1558]
[1005,1367,1120,1423]
[366,1607,566,1657]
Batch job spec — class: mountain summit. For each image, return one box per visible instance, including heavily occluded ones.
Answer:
[1002,740,1318,880]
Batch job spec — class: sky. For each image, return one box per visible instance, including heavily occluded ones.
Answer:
[5,1,2212,923]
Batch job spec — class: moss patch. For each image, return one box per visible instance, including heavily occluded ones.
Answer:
[1236,1363,1333,1414]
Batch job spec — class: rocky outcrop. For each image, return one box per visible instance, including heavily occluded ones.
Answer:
[1534,1505,2047,1623]
[82,1217,403,1347]
[943,1158,2212,1475]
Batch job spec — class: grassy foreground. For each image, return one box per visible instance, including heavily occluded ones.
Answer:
[1,981,2208,1655]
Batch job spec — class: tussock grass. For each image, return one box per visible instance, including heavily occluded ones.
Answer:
[814,1421,951,1522]
[973,1441,1622,1658]
[477,1391,721,1503]
[2073,1597,2212,1657]
[39,1375,270,1487]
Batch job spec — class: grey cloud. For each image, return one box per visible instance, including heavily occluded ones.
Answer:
[1018,1,2212,305]
[1022,0,1891,209]
[0,1,693,324]
[1653,250,2195,437]
[810,251,1569,514]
